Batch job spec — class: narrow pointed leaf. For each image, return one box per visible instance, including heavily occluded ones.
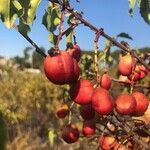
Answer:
[117,32,133,40]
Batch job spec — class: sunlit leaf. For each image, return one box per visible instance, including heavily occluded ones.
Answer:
[48,32,57,44]
[0,0,23,28]
[48,128,55,147]
[42,2,60,32]
[19,0,41,24]
[128,0,137,16]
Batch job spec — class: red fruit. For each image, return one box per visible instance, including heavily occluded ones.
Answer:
[92,88,114,115]
[99,135,117,150]
[128,65,148,81]
[70,79,94,105]
[67,45,81,62]
[80,104,95,120]
[100,73,112,90]
[44,51,79,85]
[128,65,142,81]
[62,124,79,144]
[132,92,149,116]
[56,104,69,119]
[138,65,148,79]
[128,71,141,82]
[82,121,95,137]
[118,54,135,76]
[115,94,136,115]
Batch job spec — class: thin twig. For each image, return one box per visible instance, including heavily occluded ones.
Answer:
[12,24,47,58]
[94,30,103,82]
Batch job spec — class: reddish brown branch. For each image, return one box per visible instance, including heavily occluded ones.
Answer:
[57,2,150,71]
[54,11,65,50]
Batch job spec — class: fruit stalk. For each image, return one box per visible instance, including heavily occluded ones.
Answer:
[94,31,102,82]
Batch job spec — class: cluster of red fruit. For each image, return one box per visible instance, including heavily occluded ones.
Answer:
[118,54,148,84]
[43,46,149,148]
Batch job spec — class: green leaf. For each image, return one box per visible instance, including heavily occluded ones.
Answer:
[128,0,137,16]
[18,21,31,35]
[19,0,41,24]
[117,32,133,40]
[42,2,60,32]
[0,0,22,28]
[13,0,23,17]
[99,51,106,61]
[139,0,150,25]
[48,128,55,147]
[66,28,73,47]
[48,32,57,44]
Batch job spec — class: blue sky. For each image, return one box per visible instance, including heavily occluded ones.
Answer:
[0,0,150,58]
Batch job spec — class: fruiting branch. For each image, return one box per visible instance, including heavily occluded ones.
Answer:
[57,0,150,71]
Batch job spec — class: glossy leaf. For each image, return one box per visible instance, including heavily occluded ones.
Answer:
[19,0,41,24]
[42,2,60,32]
[139,0,150,25]
[0,0,22,28]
